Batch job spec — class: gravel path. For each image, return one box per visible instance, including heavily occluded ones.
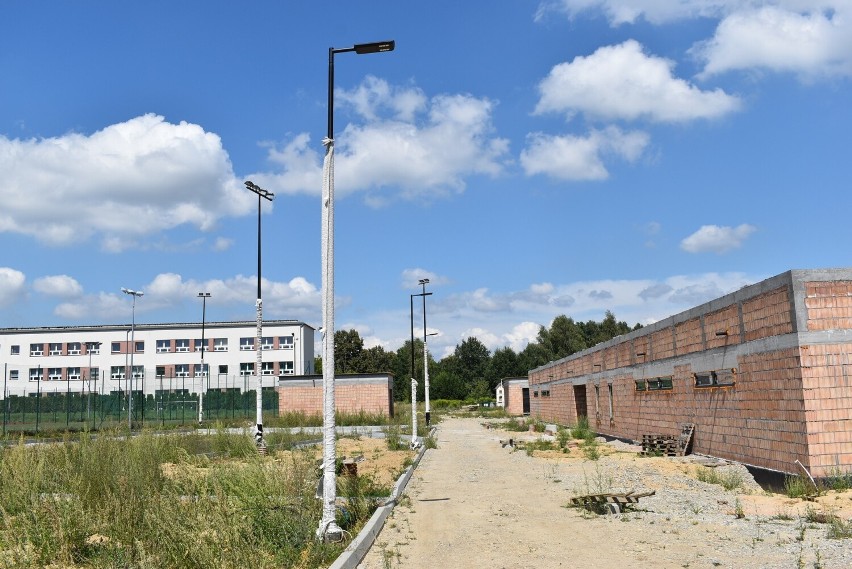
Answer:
[357,416,852,569]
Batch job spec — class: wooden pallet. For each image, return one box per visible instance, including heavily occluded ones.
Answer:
[569,490,656,513]
[641,434,679,456]
[641,423,695,457]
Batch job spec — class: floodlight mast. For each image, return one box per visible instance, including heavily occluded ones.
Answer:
[244,180,274,448]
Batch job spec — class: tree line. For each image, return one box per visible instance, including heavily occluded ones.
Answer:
[316,311,641,402]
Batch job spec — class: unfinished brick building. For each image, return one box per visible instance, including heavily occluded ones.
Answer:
[277,373,394,417]
[529,269,852,478]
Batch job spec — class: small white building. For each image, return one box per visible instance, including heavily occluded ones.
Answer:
[0,320,314,398]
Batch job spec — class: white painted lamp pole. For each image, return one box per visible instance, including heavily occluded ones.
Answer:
[318,39,395,542]
[197,292,210,424]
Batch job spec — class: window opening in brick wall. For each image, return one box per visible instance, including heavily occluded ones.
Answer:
[635,380,646,391]
[694,369,736,388]
[541,390,550,397]
[533,390,539,398]
[647,376,673,391]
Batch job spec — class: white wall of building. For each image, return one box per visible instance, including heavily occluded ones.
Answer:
[0,321,314,398]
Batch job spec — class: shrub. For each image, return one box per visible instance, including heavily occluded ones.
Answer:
[695,467,744,491]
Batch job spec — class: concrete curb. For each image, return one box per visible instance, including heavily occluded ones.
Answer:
[328,429,433,569]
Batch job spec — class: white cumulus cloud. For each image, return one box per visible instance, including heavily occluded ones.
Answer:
[680,224,757,253]
[534,40,741,122]
[0,267,26,308]
[0,114,250,250]
[521,126,650,180]
[250,78,510,204]
[694,5,852,78]
[33,275,83,298]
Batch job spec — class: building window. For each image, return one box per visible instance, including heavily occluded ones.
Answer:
[47,368,62,381]
[541,390,551,397]
[194,338,207,352]
[175,339,190,353]
[533,390,539,398]
[67,367,81,380]
[86,342,101,355]
[218,365,228,375]
[174,364,190,378]
[647,377,674,391]
[261,337,274,351]
[261,362,274,375]
[194,363,208,377]
[111,342,121,354]
[214,338,228,352]
[156,340,171,353]
[635,380,646,391]
[131,366,144,379]
[10,370,19,381]
[29,368,43,381]
[135,341,144,353]
[279,336,294,349]
[694,369,736,388]
[49,343,62,356]
[155,366,166,378]
[10,345,20,355]
[240,362,255,376]
[68,342,82,355]
[110,366,125,380]
[240,338,255,351]
[88,367,99,381]
[279,361,294,375]
[30,344,44,356]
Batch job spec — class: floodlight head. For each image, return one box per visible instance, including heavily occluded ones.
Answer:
[418,278,430,286]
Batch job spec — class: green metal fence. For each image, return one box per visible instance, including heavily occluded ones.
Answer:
[1,386,279,435]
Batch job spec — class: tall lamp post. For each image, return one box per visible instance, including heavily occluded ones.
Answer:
[86,341,101,425]
[244,180,274,447]
[318,39,395,543]
[418,278,432,427]
[197,292,211,424]
[121,288,143,431]
[410,287,432,442]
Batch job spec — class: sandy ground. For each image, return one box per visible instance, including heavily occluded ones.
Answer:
[357,416,852,569]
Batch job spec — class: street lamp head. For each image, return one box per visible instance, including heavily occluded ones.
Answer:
[197,292,211,298]
[121,288,143,298]
[354,40,395,54]
[418,278,430,286]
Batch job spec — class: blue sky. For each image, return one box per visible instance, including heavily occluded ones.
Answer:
[1,1,851,359]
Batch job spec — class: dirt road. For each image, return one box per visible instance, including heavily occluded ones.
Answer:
[357,416,852,569]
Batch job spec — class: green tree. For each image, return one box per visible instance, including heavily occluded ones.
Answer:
[355,345,396,374]
[334,329,363,373]
[485,346,524,390]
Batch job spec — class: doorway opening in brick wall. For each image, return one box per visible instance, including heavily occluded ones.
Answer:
[573,385,587,423]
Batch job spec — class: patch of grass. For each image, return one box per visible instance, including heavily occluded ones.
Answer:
[695,467,744,491]
[785,474,815,499]
[524,439,555,456]
[0,429,370,569]
[570,416,593,440]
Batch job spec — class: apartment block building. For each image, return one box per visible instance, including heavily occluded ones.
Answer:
[529,269,852,478]
[0,320,315,397]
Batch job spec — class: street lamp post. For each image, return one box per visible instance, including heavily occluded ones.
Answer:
[318,39,395,543]
[244,180,274,448]
[410,288,432,439]
[86,341,101,425]
[121,288,143,431]
[418,278,432,427]
[197,292,211,424]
